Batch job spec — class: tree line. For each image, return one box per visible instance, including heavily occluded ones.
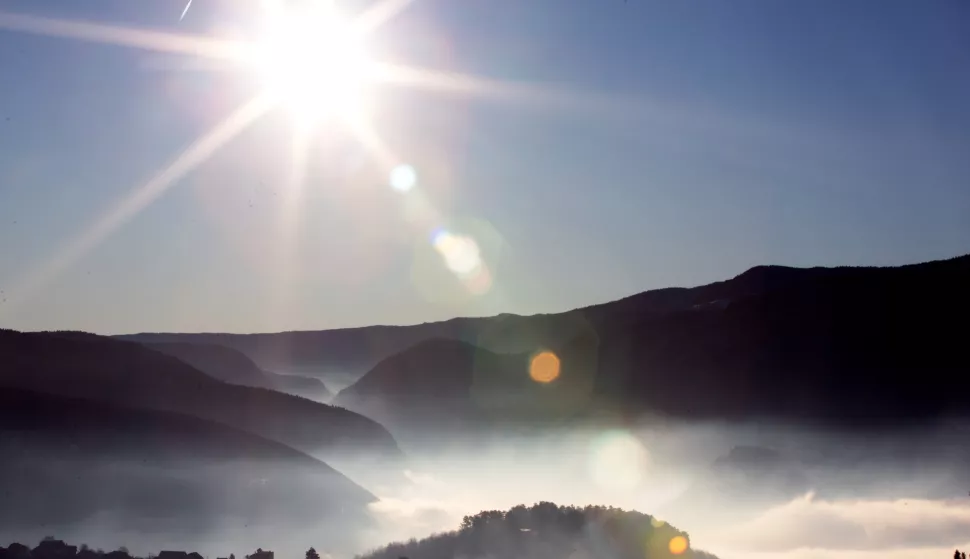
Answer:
[0,537,280,559]
[357,501,718,559]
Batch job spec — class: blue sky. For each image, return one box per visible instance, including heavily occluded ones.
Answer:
[0,0,968,334]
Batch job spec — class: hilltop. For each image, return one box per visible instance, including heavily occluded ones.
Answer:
[357,502,718,559]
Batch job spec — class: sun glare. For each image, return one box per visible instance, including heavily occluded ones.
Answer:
[251,3,373,122]
[0,0,567,309]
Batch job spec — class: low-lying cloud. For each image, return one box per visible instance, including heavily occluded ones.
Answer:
[713,492,970,557]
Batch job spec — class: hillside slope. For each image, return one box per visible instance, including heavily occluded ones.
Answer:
[144,341,332,401]
[337,254,970,428]
[0,330,401,461]
[357,502,717,559]
[593,254,970,423]
[0,387,375,536]
[122,254,970,426]
[335,336,599,436]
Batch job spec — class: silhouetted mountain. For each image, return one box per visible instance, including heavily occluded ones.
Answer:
[114,262,874,380]
[357,502,718,559]
[0,330,401,462]
[0,387,375,536]
[143,342,332,401]
[118,324,482,391]
[334,336,599,438]
[592,254,970,424]
[121,254,970,427]
[334,339,521,436]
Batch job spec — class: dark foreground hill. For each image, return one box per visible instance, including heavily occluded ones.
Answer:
[0,330,400,461]
[144,342,332,401]
[0,387,374,538]
[357,502,718,559]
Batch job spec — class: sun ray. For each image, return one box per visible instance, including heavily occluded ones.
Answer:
[372,62,529,99]
[266,123,312,330]
[370,61,593,108]
[0,9,605,117]
[372,61,646,119]
[353,0,416,33]
[0,11,246,61]
[341,113,399,171]
[0,1,607,317]
[2,94,274,313]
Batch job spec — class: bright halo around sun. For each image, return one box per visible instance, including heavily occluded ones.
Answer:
[250,2,375,123]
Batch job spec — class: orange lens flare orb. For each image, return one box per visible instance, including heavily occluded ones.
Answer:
[529,351,560,383]
[668,536,689,555]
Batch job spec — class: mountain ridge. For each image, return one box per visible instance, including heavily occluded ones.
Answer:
[123,254,970,337]
[335,253,970,429]
[143,341,332,401]
[0,330,402,461]
[0,386,376,535]
[117,253,970,427]
[118,253,970,364]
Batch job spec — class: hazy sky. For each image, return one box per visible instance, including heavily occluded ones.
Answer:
[1,0,968,334]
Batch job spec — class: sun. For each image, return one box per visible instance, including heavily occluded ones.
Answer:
[249,2,375,123]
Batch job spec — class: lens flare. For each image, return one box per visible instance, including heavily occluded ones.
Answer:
[0,0,597,311]
[529,351,561,383]
[432,229,481,275]
[588,431,650,491]
[390,164,417,192]
[668,536,689,555]
[428,228,493,296]
[463,265,493,295]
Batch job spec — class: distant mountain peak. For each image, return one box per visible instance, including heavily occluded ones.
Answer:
[144,341,333,401]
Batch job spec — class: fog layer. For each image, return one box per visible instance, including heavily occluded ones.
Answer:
[349,418,970,559]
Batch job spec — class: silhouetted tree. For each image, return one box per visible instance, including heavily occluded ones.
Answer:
[104,549,131,559]
[305,548,319,559]
[5,543,32,559]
